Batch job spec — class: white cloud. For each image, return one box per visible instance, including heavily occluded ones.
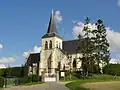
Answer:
[72,21,120,51]
[72,21,96,38]
[23,45,41,58]
[54,10,62,23]
[23,51,30,58]
[110,58,118,64]
[0,43,3,49]
[0,57,16,64]
[33,46,41,53]
[106,28,120,52]
[117,0,120,7]
[0,64,6,68]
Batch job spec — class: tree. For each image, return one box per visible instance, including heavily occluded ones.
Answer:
[91,19,110,73]
[78,17,95,75]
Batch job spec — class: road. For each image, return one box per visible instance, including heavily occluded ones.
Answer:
[1,82,69,90]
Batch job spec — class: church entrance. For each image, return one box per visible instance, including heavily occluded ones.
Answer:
[42,70,59,82]
[42,53,58,82]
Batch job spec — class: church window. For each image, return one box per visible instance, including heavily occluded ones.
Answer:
[45,41,48,49]
[49,40,52,49]
[73,59,76,68]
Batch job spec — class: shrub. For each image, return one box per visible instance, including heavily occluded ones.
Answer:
[20,75,41,85]
[0,77,4,88]
[103,64,120,76]
[28,75,40,82]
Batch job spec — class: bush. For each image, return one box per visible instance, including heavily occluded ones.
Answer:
[0,69,5,77]
[0,77,4,88]
[103,64,120,76]
[20,75,41,85]
[20,77,29,84]
[28,75,40,82]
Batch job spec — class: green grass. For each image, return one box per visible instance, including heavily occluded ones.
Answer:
[66,74,120,90]
[21,82,43,86]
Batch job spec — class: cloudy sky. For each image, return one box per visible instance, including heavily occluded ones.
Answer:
[0,0,120,67]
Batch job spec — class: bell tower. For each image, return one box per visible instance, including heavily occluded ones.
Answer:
[39,10,63,76]
[41,10,62,50]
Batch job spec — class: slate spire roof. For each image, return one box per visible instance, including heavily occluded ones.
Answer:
[42,10,62,39]
[47,10,57,34]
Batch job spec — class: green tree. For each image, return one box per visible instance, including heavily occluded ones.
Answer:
[78,17,95,75]
[91,19,110,73]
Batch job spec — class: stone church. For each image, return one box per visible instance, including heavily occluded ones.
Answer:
[25,11,82,81]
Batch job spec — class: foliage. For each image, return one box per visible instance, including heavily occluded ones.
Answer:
[77,18,110,75]
[20,75,41,85]
[0,76,4,88]
[0,66,28,78]
[0,69,5,77]
[78,17,97,74]
[91,19,110,73]
[103,64,120,76]
[8,67,22,77]
[20,77,29,84]
[28,75,41,82]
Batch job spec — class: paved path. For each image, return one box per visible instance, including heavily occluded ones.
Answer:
[1,82,69,90]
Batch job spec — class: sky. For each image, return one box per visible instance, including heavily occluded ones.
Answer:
[0,0,120,67]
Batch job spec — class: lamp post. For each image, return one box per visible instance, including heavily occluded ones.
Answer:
[31,64,33,83]
[68,54,72,80]
[4,69,8,88]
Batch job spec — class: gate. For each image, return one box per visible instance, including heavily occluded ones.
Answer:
[42,73,57,82]
[4,77,20,87]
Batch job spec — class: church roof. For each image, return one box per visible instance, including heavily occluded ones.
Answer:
[47,10,57,34]
[42,10,62,39]
[63,39,81,54]
[25,53,40,66]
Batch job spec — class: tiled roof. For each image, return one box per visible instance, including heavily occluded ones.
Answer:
[25,53,40,66]
[63,39,81,54]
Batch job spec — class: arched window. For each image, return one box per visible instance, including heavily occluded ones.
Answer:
[45,41,48,49]
[73,59,76,68]
[49,40,52,49]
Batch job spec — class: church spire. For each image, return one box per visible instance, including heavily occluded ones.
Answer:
[47,10,57,34]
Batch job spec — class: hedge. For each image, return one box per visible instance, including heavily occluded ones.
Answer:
[0,77,4,88]
[103,64,120,76]
[20,75,41,85]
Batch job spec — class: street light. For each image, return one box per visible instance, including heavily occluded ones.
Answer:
[3,69,8,88]
[68,54,72,80]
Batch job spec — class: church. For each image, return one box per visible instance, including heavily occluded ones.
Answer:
[25,10,82,82]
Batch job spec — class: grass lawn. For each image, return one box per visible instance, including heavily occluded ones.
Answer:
[65,74,120,90]
[21,81,43,86]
